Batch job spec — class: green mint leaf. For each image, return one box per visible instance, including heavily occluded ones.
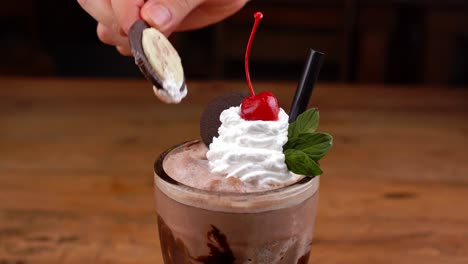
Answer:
[288,108,319,139]
[284,149,323,177]
[285,132,333,161]
[283,108,332,176]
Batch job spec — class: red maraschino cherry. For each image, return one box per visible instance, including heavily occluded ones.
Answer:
[240,12,280,121]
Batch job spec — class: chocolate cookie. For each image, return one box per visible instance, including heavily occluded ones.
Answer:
[200,92,247,146]
[129,20,187,103]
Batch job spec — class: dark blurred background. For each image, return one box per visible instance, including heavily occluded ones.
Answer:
[1,0,467,85]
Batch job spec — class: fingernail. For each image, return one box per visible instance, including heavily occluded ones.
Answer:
[147,4,171,28]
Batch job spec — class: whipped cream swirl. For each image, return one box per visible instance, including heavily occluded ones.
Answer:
[206,106,303,190]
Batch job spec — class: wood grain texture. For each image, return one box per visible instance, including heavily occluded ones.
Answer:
[0,79,467,264]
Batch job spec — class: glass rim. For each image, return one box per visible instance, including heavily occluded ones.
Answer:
[154,140,317,197]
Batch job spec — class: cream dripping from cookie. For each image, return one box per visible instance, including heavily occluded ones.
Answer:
[129,20,187,103]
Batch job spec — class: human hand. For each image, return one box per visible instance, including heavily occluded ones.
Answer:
[77,0,248,56]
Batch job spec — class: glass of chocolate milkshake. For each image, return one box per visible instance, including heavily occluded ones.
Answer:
[124,4,329,262]
[154,140,320,264]
[148,11,330,264]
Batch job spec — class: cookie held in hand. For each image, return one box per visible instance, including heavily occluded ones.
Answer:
[129,20,187,103]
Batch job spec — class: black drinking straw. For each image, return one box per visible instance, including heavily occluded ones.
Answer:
[289,49,325,123]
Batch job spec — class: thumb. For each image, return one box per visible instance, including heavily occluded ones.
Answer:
[141,0,203,36]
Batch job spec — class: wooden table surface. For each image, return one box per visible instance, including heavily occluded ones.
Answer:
[0,79,467,264]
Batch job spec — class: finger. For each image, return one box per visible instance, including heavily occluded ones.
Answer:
[140,0,204,36]
[96,23,130,48]
[77,0,115,28]
[177,0,248,31]
[110,0,145,35]
[116,45,132,56]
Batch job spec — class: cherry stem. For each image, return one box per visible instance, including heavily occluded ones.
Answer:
[245,12,263,97]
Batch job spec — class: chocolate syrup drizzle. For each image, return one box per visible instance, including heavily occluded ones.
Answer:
[193,224,235,264]
[157,215,235,264]
[297,251,311,264]
[158,215,311,264]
